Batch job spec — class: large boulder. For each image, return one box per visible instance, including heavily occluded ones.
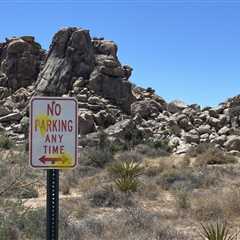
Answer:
[0,106,10,117]
[167,100,188,113]
[93,110,115,128]
[88,43,135,113]
[78,111,96,135]
[224,135,240,151]
[105,119,136,139]
[184,133,200,144]
[0,111,22,123]
[131,99,164,119]
[36,27,95,96]
[0,36,44,90]
[0,87,10,100]
[88,69,134,113]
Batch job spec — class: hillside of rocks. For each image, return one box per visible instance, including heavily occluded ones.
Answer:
[0,26,240,154]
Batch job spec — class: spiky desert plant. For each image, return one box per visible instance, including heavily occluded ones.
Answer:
[109,160,144,192]
[114,177,139,192]
[199,222,238,240]
[109,160,144,178]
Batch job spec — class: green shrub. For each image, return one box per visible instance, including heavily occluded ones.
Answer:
[123,127,144,148]
[114,177,139,192]
[109,160,144,179]
[145,138,171,152]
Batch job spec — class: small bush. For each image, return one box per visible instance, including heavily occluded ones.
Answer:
[156,166,220,191]
[156,227,193,240]
[116,150,143,163]
[144,158,172,177]
[78,176,100,193]
[123,127,144,148]
[123,206,160,231]
[222,187,240,218]
[17,185,39,199]
[191,192,225,221]
[145,138,171,151]
[175,188,190,210]
[156,168,183,190]
[135,144,161,157]
[195,147,237,166]
[88,185,135,208]
[80,147,113,168]
[0,135,14,149]
[63,199,89,219]
[186,143,237,166]
[187,143,212,157]
[60,179,71,195]
[138,182,159,200]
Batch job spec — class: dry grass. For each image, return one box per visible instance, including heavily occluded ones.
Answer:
[190,187,240,222]
[186,143,237,166]
[138,182,160,200]
[62,198,90,219]
[144,157,174,177]
[191,190,225,221]
[116,150,143,163]
[2,138,240,239]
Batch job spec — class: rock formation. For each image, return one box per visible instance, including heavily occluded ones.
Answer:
[36,27,135,113]
[0,26,239,154]
[0,36,45,90]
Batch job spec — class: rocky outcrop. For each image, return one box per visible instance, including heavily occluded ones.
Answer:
[0,27,239,154]
[36,27,135,113]
[36,27,94,96]
[0,36,45,90]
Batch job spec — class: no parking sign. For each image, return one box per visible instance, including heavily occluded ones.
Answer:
[30,97,78,169]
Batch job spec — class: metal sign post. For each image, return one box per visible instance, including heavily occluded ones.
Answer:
[29,97,78,240]
[46,169,59,240]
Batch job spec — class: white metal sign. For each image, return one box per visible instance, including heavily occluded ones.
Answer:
[30,97,78,169]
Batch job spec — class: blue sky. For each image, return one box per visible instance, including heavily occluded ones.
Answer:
[1,1,240,107]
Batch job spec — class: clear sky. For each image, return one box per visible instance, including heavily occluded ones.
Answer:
[0,0,240,107]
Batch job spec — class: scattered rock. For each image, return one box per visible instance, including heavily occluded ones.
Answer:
[168,100,188,113]
[0,112,22,122]
[131,100,164,119]
[78,111,96,135]
[224,135,240,151]
[184,133,200,144]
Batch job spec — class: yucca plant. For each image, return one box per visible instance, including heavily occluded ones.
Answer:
[199,222,239,240]
[114,177,139,192]
[109,160,144,192]
[109,160,144,178]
